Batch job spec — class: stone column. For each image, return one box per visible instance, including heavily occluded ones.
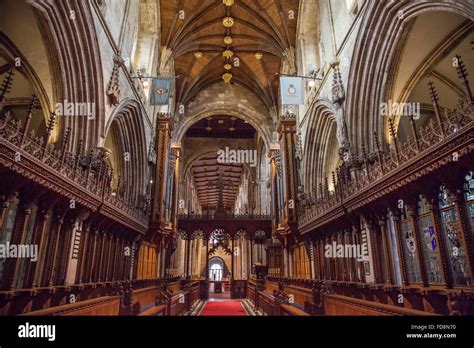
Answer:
[151,114,172,230]
[277,114,298,227]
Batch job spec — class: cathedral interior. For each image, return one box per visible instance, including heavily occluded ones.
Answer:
[0,0,473,324]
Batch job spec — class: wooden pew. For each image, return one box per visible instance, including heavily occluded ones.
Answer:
[21,296,121,316]
[256,290,280,316]
[138,304,167,316]
[324,294,438,316]
[281,303,310,316]
[131,286,162,314]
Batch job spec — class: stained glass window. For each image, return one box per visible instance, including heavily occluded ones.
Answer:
[464,172,474,246]
[418,214,443,284]
[439,186,471,286]
[400,218,422,283]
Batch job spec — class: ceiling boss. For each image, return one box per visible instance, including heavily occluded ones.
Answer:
[223,17,234,28]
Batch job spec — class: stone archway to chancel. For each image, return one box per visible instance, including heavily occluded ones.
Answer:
[177,113,271,217]
[173,83,275,152]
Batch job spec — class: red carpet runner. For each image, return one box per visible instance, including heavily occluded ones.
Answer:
[200,301,246,316]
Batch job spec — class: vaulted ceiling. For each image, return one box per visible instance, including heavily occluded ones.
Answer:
[185,115,257,210]
[160,0,299,110]
[191,155,243,209]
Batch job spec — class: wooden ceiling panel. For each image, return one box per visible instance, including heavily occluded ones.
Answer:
[190,153,244,209]
[160,0,299,109]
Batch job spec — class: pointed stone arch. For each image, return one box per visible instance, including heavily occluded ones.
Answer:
[302,99,339,194]
[103,98,148,204]
[345,0,474,152]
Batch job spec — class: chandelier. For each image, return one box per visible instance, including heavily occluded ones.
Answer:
[255,52,263,60]
[224,63,232,70]
[194,51,203,59]
[223,0,234,6]
[224,36,233,45]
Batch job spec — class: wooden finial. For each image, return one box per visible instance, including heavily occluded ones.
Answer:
[73,140,83,179]
[0,69,14,110]
[373,131,385,174]
[21,94,38,144]
[428,81,446,137]
[454,55,473,103]
[332,171,337,199]
[45,112,56,140]
[85,148,94,186]
[409,115,420,153]
[42,112,56,159]
[59,127,71,171]
[388,117,400,163]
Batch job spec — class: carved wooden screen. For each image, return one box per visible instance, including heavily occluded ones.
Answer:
[292,243,310,279]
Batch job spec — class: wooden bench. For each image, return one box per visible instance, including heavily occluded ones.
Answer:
[21,296,121,316]
[281,304,310,316]
[138,304,167,316]
[324,294,438,316]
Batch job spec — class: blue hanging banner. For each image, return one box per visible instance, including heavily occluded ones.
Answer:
[279,76,304,105]
[150,77,173,105]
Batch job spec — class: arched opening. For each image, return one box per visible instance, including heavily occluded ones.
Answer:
[180,115,270,215]
[209,257,225,281]
[345,1,473,151]
[302,101,341,194]
[103,99,149,206]
[385,11,472,143]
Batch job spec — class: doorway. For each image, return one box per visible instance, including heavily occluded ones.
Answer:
[208,256,230,300]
